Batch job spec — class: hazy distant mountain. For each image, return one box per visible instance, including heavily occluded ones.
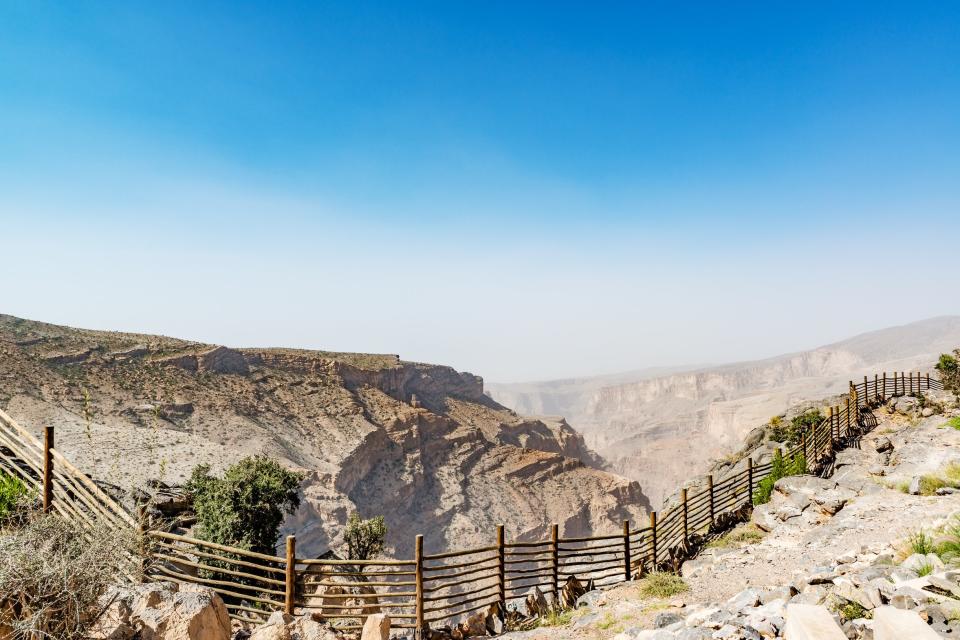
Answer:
[488,316,960,504]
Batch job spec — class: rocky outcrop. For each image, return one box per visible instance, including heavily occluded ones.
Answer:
[91,582,231,640]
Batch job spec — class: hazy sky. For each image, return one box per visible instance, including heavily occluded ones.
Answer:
[1,2,958,382]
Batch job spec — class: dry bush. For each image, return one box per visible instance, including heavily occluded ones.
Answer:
[0,513,137,640]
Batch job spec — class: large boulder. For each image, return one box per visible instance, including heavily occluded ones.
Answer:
[248,611,338,640]
[91,582,231,640]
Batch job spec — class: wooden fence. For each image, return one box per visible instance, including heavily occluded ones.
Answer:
[0,370,946,634]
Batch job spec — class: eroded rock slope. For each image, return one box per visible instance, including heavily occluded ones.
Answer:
[0,314,650,557]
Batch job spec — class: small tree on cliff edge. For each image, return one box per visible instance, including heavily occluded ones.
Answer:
[187,456,304,555]
[937,350,960,394]
[344,512,387,561]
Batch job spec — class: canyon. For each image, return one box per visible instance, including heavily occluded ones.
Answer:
[488,316,960,504]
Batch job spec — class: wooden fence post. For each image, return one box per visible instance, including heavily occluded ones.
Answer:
[864,376,869,404]
[707,475,714,529]
[550,524,559,599]
[845,397,851,433]
[801,432,807,469]
[649,511,657,571]
[415,535,425,637]
[927,373,931,391]
[285,535,296,615]
[882,372,887,399]
[622,520,631,581]
[43,426,54,513]
[747,459,753,505]
[682,488,689,538]
[811,420,818,462]
[830,406,833,451]
[496,525,505,610]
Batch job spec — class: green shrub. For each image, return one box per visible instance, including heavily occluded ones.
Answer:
[0,472,28,524]
[909,530,934,555]
[945,417,960,431]
[937,351,960,393]
[637,572,688,598]
[753,452,806,505]
[917,562,934,577]
[344,512,387,561]
[769,410,823,445]
[187,456,304,555]
[836,601,870,621]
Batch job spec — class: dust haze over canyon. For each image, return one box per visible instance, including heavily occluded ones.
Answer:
[488,316,960,504]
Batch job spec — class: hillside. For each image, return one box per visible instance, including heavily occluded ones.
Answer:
[488,316,960,504]
[0,314,650,557]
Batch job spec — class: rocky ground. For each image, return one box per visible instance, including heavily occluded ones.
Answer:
[495,388,960,639]
[0,314,649,558]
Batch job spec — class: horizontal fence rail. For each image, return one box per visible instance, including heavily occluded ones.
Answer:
[0,370,948,635]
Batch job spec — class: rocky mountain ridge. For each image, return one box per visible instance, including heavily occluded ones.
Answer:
[0,314,649,557]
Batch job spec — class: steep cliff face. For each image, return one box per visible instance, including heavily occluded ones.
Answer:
[490,316,960,505]
[0,314,650,557]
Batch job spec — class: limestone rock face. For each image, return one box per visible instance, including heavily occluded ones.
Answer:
[91,582,231,640]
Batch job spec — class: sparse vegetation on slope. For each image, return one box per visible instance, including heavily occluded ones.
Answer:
[937,350,960,393]
[753,451,806,505]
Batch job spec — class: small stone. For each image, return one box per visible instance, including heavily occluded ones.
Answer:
[874,437,894,453]
[654,612,684,628]
[908,477,922,495]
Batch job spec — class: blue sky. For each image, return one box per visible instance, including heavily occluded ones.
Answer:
[1,2,958,381]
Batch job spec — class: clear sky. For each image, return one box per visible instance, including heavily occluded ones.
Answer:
[1,2,958,382]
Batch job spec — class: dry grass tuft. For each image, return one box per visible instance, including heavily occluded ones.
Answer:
[0,513,138,640]
[637,572,688,599]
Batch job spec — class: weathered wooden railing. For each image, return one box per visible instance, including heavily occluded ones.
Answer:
[0,370,946,634]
